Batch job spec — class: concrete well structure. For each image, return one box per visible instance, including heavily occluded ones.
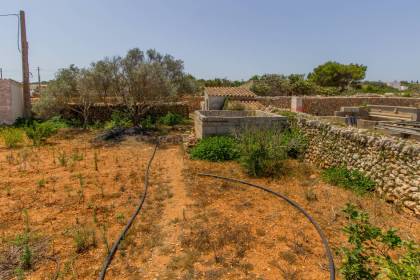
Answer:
[0,79,24,124]
[194,110,288,138]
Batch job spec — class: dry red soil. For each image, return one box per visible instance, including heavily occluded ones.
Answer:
[0,129,418,279]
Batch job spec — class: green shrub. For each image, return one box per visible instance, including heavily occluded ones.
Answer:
[25,118,66,146]
[236,128,287,177]
[1,128,25,148]
[340,204,419,280]
[20,244,32,270]
[280,127,308,159]
[190,136,239,161]
[159,112,184,126]
[321,167,375,194]
[72,226,97,253]
[140,115,156,129]
[104,111,132,129]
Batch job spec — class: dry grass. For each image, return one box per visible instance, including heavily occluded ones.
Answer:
[180,157,420,280]
[0,128,418,279]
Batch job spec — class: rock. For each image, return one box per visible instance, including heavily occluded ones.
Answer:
[403,201,416,209]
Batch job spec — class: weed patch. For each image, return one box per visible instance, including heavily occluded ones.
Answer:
[236,128,287,177]
[190,136,239,161]
[1,128,25,148]
[321,167,375,195]
[72,225,97,253]
[25,118,66,146]
[340,204,419,280]
[159,112,184,126]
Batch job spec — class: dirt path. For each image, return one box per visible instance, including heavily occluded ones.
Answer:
[142,145,190,279]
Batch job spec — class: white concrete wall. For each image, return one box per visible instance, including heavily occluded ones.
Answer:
[10,81,24,122]
[0,80,23,124]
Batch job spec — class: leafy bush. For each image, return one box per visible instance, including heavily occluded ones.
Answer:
[159,112,184,126]
[1,128,25,148]
[321,167,375,194]
[140,115,156,129]
[105,111,133,129]
[340,204,419,280]
[25,118,67,146]
[236,127,287,177]
[190,136,239,161]
[280,127,308,159]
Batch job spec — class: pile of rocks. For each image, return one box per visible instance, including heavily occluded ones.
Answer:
[296,117,420,216]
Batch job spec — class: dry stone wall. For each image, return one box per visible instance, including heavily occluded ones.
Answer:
[257,96,420,115]
[59,102,189,123]
[296,117,420,216]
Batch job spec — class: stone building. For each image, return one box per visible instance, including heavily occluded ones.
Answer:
[202,87,257,110]
[0,79,24,124]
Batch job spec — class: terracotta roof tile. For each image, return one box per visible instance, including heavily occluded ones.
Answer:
[204,87,256,98]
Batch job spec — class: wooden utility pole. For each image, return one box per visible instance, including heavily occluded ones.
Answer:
[20,10,31,118]
[37,66,41,94]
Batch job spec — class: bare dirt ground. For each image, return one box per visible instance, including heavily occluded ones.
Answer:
[0,129,418,280]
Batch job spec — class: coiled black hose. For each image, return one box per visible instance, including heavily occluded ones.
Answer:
[98,142,159,280]
[197,173,336,280]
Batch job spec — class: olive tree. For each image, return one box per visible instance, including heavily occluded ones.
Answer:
[90,58,115,104]
[33,64,100,127]
[34,48,187,126]
[116,48,184,124]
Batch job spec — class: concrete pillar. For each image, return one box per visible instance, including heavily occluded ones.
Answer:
[291,96,303,112]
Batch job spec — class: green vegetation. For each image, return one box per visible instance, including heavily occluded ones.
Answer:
[340,204,419,280]
[34,48,193,126]
[236,128,287,177]
[359,81,399,94]
[190,127,307,177]
[199,77,245,88]
[72,225,97,253]
[24,118,67,146]
[308,61,367,92]
[159,112,184,126]
[190,136,239,161]
[140,115,157,129]
[0,128,25,148]
[104,110,133,129]
[321,167,375,195]
[251,74,326,96]
[281,127,308,159]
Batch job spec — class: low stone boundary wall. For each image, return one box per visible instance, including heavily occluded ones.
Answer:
[296,117,420,215]
[194,110,287,138]
[257,96,292,109]
[257,96,420,115]
[180,96,203,112]
[61,102,189,123]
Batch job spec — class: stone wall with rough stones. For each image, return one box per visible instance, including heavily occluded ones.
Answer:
[296,117,420,216]
[257,96,420,115]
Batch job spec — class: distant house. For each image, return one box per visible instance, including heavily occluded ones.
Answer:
[202,87,257,110]
[0,79,24,124]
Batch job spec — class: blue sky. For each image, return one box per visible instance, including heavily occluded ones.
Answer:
[1,0,420,82]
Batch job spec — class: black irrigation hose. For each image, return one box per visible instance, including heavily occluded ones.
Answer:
[197,173,336,280]
[98,141,159,280]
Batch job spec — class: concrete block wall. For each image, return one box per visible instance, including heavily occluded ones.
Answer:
[0,79,24,124]
[195,110,288,138]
